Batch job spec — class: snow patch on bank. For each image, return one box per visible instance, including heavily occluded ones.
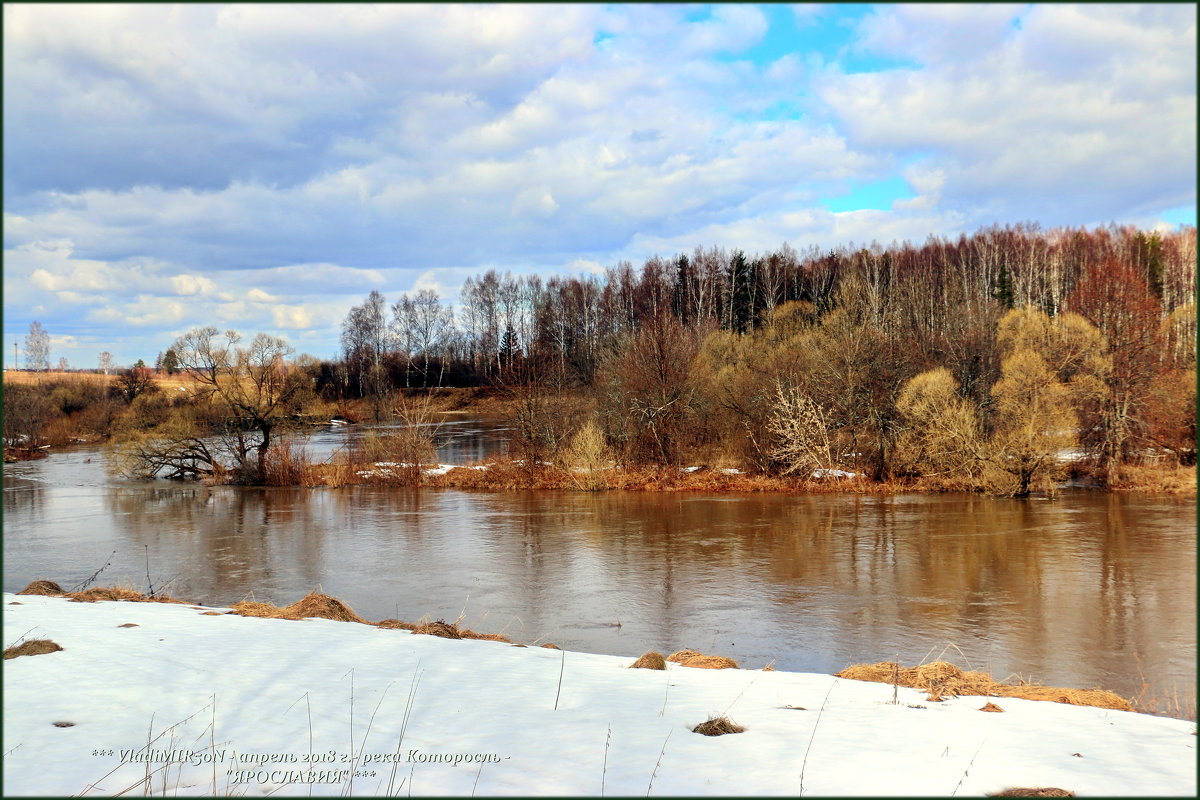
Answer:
[2,594,1194,797]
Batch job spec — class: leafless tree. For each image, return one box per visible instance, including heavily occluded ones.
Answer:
[23,321,50,373]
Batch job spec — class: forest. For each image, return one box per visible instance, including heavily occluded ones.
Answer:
[5,222,1196,495]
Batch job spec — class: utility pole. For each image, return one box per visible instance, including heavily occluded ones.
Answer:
[13,342,17,371]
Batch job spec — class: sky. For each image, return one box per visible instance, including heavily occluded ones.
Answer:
[3,3,1196,367]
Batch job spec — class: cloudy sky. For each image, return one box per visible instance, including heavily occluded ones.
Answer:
[4,3,1196,367]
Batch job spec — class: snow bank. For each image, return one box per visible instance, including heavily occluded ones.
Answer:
[811,469,858,479]
[3,594,1194,797]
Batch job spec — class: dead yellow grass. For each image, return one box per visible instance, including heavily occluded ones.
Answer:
[1105,463,1197,494]
[667,649,740,670]
[66,586,185,604]
[424,459,906,495]
[691,715,745,736]
[411,620,463,639]
[460,630,513,643]
[228,592,368,624]
[229,600,302,620]
[375,619,417,630]
[3,370,112,386]
[988,789,1074,797]
[287,592,368,623]
[629,651,668,670]
[3,638,64,659]
[836,661,1132,711]
[17,579,64,596]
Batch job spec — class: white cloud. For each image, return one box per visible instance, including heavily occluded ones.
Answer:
[246,288,281,303]
[270,304,314,330]
[681,5,769,56]
[816,3,1196,228]
[2,3,1193,364]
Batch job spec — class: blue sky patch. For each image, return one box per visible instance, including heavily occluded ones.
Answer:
[1158,205,1197,228]
[823,177,916,213]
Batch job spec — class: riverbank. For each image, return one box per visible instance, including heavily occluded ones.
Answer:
[4,589,1195,797]
[301,454,1195,496]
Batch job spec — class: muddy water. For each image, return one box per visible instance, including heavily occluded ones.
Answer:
[3,421,1194,712]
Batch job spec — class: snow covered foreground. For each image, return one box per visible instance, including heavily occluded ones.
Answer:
[3,593,1195,797]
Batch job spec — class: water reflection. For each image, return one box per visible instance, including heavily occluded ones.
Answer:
[3,434,1194,708]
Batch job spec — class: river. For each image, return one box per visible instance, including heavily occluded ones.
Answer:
[3,419,1194,715]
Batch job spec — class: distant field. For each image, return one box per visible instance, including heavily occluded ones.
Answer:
[3,370,194,390]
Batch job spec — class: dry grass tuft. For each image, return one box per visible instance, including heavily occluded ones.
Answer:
[629,651,668,670]
[199,611,222,616]
[374,619,417,630]
[65,586,186,604]
[667,649,740,670]
[412,620,463,639]
[285,592,368,623]
[68,587,145,603]
[4,638,64,659]
[691,715,745,736]
[17,579,64,596]
[460,629,513,643]
[980,702,1005,712]
[988,789,1074,797]
[228,600,302,620]
[228,592,368,623]
[540,643,561,650]
[836,660,1132,711]
[117,623,139,628]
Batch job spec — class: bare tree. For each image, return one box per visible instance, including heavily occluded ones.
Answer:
[767,382,837,475]
[98,351,114,376]
[341,290,392,416]
[23,321,50,373]
[392,289,454,387]
[114,327,303,482]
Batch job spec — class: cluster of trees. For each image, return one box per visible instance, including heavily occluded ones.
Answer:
[317,223,1193,493]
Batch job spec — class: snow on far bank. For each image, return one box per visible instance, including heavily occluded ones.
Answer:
[811,469,859,479]
[3,594,1195,797]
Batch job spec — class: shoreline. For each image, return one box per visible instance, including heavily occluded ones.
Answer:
[7,581,1181,720]
[4,589,1195,797]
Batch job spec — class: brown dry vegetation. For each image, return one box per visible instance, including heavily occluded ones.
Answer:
[411,620,463,639]
[423,460,894,495]
[17,579,64,596]
[375,619,417,630]
[1102,462,1197,494]
[989,789,1074,797]
[228,592,368,623]
[629,651,668,670]
[16,579,185,604]
[223,593,515,643]
[667,649,740,670]
[67,587,185,604]
[836,660,1132,711]
[3,638,64,659]
[692,715,745,736]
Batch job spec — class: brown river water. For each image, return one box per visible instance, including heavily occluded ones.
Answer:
[3,419,1195,715]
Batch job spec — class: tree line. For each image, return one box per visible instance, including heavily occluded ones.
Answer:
[320,222,1194,492]
[6,221,1193,493]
